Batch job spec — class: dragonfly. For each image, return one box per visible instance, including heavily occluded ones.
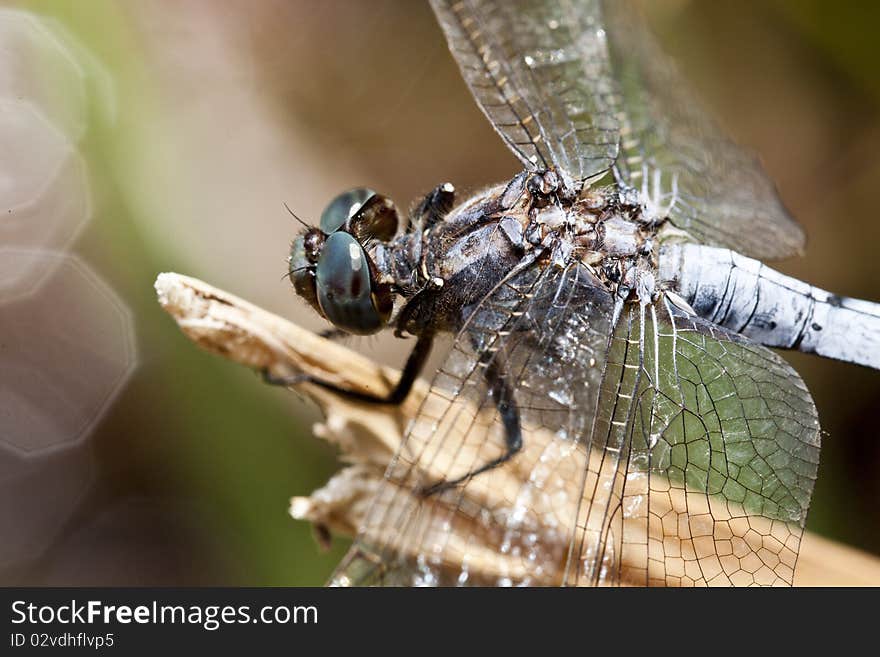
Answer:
[278,0,880,586]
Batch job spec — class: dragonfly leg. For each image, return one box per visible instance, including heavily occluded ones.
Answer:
[413,182,455,228]
[262,333,434,405]
[419,353,522,496]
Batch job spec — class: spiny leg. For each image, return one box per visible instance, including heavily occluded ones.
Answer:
[419,352,522,496]
[413,182,455,228]
[263,333,434,405]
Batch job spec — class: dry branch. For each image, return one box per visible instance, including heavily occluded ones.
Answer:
[155,272,880,586]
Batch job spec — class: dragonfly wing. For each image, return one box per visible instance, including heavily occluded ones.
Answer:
[429,0,622,180]
[331,258,616,586]
[601,0,806,260]
[570,296,820,586]
[331,281,821,586]
[431,0,805,260]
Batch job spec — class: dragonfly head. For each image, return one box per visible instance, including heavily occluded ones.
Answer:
[288,188,398,335]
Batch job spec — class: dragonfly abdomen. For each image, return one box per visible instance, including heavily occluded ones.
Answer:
[660,243,880,370]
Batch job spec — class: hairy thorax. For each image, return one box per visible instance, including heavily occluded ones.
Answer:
[371,170,665,336]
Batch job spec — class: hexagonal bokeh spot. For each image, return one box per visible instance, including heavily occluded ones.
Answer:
[0,249,137,454]
[0,99,74,209]
[0,440,94,569]
[0,9,92,142]
[0,99,91,298]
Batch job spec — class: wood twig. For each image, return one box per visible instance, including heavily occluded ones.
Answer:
[155,272,880,586]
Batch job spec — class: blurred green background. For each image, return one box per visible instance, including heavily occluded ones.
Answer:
[2,0,878,585]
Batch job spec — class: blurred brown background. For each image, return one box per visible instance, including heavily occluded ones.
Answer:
[1,0,878,585]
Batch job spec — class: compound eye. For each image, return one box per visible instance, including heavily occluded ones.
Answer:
[315,231,384,335]
[320,188,376,234]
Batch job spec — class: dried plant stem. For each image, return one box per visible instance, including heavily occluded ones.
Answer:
[155,272,880,586]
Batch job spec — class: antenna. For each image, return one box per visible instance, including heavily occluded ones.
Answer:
[282,265,313,283]
[283,202,311,229]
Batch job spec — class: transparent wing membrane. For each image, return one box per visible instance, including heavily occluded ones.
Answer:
[601,1,806,260]
[333,261,615,585]
[570,298,819,586]
[430,0,621,180]
[332,266,820,585]
[431,0,806,259]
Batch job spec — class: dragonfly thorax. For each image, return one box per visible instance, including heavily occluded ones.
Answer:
[368,172,662,336]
